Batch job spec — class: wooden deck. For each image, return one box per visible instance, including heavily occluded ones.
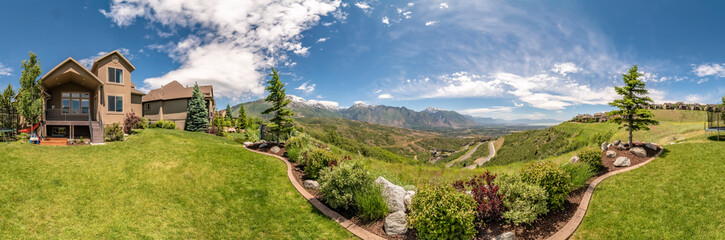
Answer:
[40,137,67,146]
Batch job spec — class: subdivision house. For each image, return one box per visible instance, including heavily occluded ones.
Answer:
[142,80,215,129]
[38,50,145,143]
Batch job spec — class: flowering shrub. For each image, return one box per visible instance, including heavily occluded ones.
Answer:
[409,184,477,240]
[496,174,549,225]
[520,161,572,210]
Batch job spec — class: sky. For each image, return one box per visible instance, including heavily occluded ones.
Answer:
[0,0,724,121]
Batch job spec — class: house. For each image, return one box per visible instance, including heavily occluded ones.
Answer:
[38,50,145,144]
[142,80,215,129]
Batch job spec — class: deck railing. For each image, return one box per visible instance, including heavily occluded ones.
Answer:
[45,109,91,122]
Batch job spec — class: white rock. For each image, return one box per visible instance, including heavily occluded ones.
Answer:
[270,146,281,154]
[613,139,621,145]
[375,177,407,213]
[404,191,415,209]
[259,143,268,148]
[303,180,319,190]
[601,142,608,151]
[384,211,408,235]
[645,142,659,151]
[605,150,617,158]
[243,142,253,146]
[629,147,647,157]
[607,143,614,148]
[492,232,515,240]
[569,156,579,164]
[616,143,627,150]
[613,157,631,167]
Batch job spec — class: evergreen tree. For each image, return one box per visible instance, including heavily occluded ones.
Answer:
[16,52,43,134]
[608,65,659,147]
[237,103,248,130]
[225,103,233,121]
[262,68,294,142]
[1,84,16,129]
[184,83,210,132]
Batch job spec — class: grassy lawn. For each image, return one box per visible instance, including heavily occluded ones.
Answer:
[0,129,352,239]
[572,142,725,239]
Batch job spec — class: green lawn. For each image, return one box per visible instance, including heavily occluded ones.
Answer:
[0,129,352,239]
[572,142,725,239]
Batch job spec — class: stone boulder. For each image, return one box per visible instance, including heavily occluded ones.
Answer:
[645,142,659,151]
[607,143,614,148]
[375,177,407,213]
[616,143,627,150]
[492,232,515,240]
[613,139,621,145]
[569,156,579,164]
[270,146,281,154]
[629,147,647,158]
[404,191,415,209]
[384,211,408,235]
[243,142,254,147]
[259,143,268,148]
[601,142,608,151]
[605,150,617,158]
[613,157,631,167]
[303,180,319,190]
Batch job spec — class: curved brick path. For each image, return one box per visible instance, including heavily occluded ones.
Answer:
[245,147,385,240]
[546,147,664,240]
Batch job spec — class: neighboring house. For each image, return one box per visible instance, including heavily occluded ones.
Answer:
[38,50,145,143]
[142,80,215,129]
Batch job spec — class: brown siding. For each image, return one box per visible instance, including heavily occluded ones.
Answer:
[144,99,189,129]
[45,82,97,120]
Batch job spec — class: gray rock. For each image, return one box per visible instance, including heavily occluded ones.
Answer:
[629,147,647,157]
[645,142,659,151]
[492,232,515,240]
[375,177,407,213]
[616,143,627,150]
[259,143,268,148]
[613,139,621,145]
[260,140,267,143]
[613,157,631,167]
[607,143,614,148]
[384,211,408,235]
[404,191,415,209]
[243,141,253,146]
[569,156,579,164]
[601,142,608,151]
[270,146,281,154]
[303,180,319,190]
[605,150,617,158]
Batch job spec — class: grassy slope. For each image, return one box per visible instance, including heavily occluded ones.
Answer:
[0,129,351,239]
[572,142,725,239]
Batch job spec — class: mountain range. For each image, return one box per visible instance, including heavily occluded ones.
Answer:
[231,96,561,128]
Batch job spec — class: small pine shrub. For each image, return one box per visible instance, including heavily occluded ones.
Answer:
[354,183,388,221]
[520,161,572,210]
[304,149,337,179]
[409,184,477,240]
[105,123,123,141]
[561,162,596,191]
[578,147,604,171]
[318,160,372,210]
[496,174,549,225]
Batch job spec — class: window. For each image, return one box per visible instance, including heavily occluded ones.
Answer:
[61,92,89,114]
[145,103,150,110]
[108,95,123,112]
[107,67,123,83]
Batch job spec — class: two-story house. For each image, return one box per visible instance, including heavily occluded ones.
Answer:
[142,80,216,129]
[38,50,144,144]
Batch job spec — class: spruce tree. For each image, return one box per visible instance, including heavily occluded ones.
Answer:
[237,103,248,130]
[608,65,659,147]
[262,68,294,142]
[184,83,210,132]
[225,103,233,121]
[17,52,43,134]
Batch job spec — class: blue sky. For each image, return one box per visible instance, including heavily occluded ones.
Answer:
[0,0,723,121]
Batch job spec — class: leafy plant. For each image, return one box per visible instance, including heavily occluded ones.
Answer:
[353,183,388,222]
[520,161,572,210]
[408,184,477,240]
[496,174,549,225]
[318,159,372,210]
[123,112,142,134]
[105,123,123,142]
[304,149,336,179]
[561,162,596,191]
[578,147,604,171]
[151,120,176,129]
[454,172,504,221]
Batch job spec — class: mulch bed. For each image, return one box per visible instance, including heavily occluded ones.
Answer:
[246,141,661,240]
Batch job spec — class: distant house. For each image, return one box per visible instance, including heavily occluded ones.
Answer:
[36,50,145,143]
[142,81,215,129]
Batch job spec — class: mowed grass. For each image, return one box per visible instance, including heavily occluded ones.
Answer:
[0,129,352,239]
[572,142,725,239]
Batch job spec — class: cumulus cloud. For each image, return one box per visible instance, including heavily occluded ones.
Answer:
[440,2,449,9]
[382,16,390,25]
[408,3,415,7]
[684,94,703,103]
[354,2,373,14]
[295,82,316,94]
[378,93,393,99]
[317,38,328,43]
[692,63,725,77]
[0,63,12,76]
[101,0,341,99]
[425,21,438,26]
[78,48,132,69]
[551,62,581,76]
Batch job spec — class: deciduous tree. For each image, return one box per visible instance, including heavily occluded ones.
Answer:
[262,68,294,142]
[608,65,659,147]
[16,52,43,133]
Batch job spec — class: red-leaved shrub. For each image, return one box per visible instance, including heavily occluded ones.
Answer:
[123,112,141,134]
[455,171,504,221]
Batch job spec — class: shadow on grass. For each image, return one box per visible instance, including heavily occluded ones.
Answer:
[658,148,671,158]
[707,135,725,142]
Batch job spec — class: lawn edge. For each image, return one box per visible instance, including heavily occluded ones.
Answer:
[245,147,385,240]
[547,147,665,240]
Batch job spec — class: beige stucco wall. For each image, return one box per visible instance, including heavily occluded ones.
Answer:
[94,56,141,125]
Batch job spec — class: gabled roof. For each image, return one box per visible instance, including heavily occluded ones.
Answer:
[39,57,104,87]
[142,80,214,102]
[91,50,136,73]
[131,88,146,95]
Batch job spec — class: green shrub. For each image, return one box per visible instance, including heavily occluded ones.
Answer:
[591,130,614,146]
[520,161,572,210]
[286,136,313,162]
[151,120,177,129]
[304,149,336,179]
[578,147,604,171]
[105,123,123,142]
[137,117,149,129]
[409,184,477,240]
[496,174,549,225]
[318,160,372,210]
[561,162,596,191]
[354,184,388,221]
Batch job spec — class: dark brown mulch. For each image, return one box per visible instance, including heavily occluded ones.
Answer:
[248,142,287,157]
[601,142,660,172]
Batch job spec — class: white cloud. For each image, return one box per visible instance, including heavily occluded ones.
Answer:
[378,93,393,99]
[460,106,514,114]
[317,38,328,43]
[295,82,316,94]
[78,48,132,69]
[684,94,702,103]
[0,63,12,76]
[354,2,373,14]
[697,78,708,84]
[374,89,382,94]
[551,62,581,76]
[101,0,341,99]
[692,63,725,77]
[425,21,438,26]
[440,2,449,9]
[513,101,523,107]
[289,94,339,108]
[408,3,415,7]
[381,16,390,25]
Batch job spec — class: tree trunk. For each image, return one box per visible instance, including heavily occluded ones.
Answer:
[628,118,633,148]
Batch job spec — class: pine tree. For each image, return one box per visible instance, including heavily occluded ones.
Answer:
[225,103,233,121]
[16,52,43,134]
[608,65,659,147]
[237,103,248,130]
[262,68,294,142]
[184,83,210,132]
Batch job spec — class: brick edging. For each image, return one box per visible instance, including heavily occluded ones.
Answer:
[245,147,385,240]
[546,147,665,240]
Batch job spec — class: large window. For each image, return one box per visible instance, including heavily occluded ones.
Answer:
[61,92,90,114]
[107,67,123,83]
[108,95,123,112]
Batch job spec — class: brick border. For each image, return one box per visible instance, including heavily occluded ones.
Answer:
[245,147,385,240]
[546,147,664,240]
